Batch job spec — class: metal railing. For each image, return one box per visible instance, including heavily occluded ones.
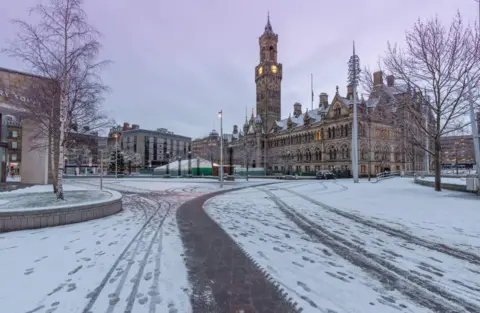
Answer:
[374,171,400,182]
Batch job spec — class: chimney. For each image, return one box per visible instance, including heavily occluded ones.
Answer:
[386,75,395,87]
[347,84,354,99]
[131,124,139,130]
[373,71,383,86]
[293,102,302,117]
[233,125,238,133]
[123,122,130,131]
[319,93,329,109]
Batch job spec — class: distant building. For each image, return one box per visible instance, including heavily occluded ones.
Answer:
[109,122,191,168]
[440,135,475,167]
[66,128,101,166]
[6,115,22,175]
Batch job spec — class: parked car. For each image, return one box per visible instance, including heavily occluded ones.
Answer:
[316,170,336,180]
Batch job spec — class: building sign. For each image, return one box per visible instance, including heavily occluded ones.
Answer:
[0,89,39,105]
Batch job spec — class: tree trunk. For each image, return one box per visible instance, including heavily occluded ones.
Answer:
[49,104,58,193]
[56,94,67,200]
[434,139,442,191]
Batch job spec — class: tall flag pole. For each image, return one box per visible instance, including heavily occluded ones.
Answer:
[311,74,314,110]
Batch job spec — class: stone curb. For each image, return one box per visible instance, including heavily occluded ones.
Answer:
[414,177,468,192]
[0,190,123,233]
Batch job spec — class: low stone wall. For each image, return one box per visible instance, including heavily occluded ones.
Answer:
[414,178,468,192]
[0,196,122,233]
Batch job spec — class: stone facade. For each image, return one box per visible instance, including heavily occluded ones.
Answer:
[192,17,430,176]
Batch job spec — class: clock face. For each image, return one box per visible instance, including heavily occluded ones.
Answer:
[271,65,278,73]
[258,66,263,75]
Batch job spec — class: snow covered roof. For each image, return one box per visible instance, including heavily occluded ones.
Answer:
[274,106,325,132]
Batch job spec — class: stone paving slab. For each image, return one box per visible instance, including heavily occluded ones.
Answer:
[177,189,300,313]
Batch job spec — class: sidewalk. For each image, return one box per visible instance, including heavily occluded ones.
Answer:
[177,191,300,313]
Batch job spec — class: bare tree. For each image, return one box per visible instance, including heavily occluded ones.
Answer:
[123,150,142,168]
[3,0,111,199]
[382,12,480,191]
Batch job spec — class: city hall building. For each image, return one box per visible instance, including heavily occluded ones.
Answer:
[192,16,432,176]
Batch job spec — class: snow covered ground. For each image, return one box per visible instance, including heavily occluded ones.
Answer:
[0,178,273,313]
[205,178,480,313]
[2,177,479,313]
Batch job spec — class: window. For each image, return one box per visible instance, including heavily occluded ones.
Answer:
[11,131,17,138]
[11,154,17,161]
[11,142,17,149]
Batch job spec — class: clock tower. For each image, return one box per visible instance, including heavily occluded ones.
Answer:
[255,14,282,133]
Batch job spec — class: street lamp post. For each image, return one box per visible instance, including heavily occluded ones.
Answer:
[197,157,200,176]
[470,0,480,194]
[348,43,360,183]
[218,110,224,188]
[228,145,233,175]
[113,133,119,179]
[177,157,181,177]
[166,152,170,175]
[188,151,192,175]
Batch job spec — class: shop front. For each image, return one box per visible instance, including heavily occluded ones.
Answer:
[1,67,53,184]
[0,113,8,183]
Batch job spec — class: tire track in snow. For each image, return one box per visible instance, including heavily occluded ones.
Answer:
[81,189,177,313]
[278,186,480,266]
[262,188,479,313]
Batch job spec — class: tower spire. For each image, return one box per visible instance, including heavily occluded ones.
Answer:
[264,12,274,34]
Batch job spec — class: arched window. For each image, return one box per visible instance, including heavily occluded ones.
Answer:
[320,128,324,139]
[345,124,349,136]
[328,128,331,138]
[332,127,336,138]
[341,125,344,137]
[296,150,302,161]
[315,149,322,161]
[269,46,275,60]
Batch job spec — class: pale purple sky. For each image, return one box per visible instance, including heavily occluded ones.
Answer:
[1,0,478,138]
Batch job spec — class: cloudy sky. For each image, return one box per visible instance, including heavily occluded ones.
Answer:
[1,0,478,138]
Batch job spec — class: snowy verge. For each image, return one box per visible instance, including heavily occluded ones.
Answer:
[416,176,466,186]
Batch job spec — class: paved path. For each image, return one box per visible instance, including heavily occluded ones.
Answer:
[177,190,300,313]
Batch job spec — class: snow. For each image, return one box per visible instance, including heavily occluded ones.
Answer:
[0,184,121,212]
[2,177,479,313]
[205,178,480,313]
[0,178,273,313]
[282,178,480,254]
[417,176,467,186]
[68,177,274,194]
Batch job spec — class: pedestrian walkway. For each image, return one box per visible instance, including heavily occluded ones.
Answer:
[177,190,300,313]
